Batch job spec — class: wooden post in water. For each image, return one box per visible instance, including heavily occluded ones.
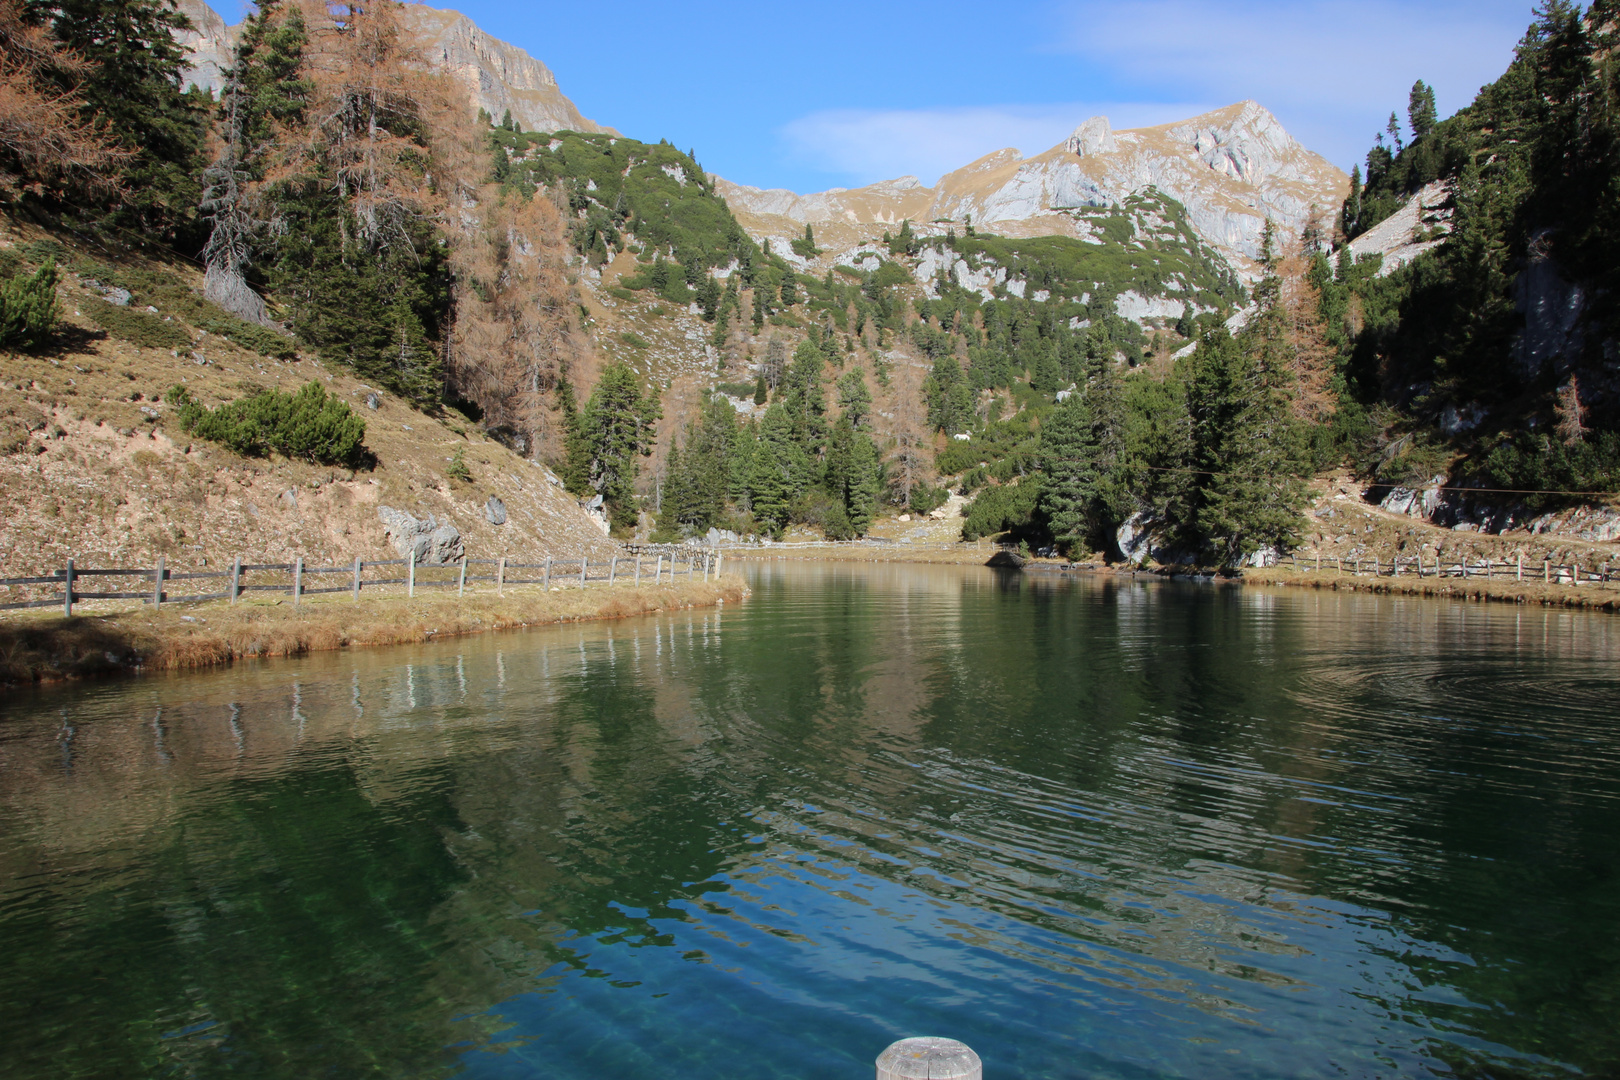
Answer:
[154,556,165,607]
[293,557,302,606]
[232,556,243,604]
[458,557,467,597]
[877,1038,981,1080]
[497,556,506,597]
[62,558,74,618]
[408,551,416,599]
[352,557,362,601]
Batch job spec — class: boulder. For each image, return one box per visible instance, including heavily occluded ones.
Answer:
[1116,511,1155,565]
[485,496,507,525]
[378,506,464,565]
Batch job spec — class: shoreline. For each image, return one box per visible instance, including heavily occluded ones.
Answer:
[1234,567,1620,611]
[735,544,1620,612]
[0,577,749,686]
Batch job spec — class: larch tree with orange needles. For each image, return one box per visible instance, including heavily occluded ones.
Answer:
[0,0,126,199]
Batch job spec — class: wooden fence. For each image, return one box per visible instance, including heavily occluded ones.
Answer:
[0,549,722,617]
[1274,552,1616,588]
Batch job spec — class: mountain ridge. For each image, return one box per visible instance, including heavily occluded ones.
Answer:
[175,2,1341,278]
[718,102,1348,274]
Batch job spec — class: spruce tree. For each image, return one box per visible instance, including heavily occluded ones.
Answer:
[32,0,210,243]
[837,367,872,427]
[1408,79,1438,140]
[847,431,880,535]
[570,363,662,531]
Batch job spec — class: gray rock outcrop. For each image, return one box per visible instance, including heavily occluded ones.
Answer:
[378,506,464,565]
[175,1,610,135]
[484,496,507,525]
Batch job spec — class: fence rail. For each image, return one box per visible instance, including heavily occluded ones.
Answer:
[1273,552,1617,589]
[0,548,723,616]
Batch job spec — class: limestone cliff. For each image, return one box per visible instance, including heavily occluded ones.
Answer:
[719,102,1348,278]
[175,0,611,135]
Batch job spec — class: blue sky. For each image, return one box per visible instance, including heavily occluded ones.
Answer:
[227,1,1534,192]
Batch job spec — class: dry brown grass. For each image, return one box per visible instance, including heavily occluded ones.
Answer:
[1240,567,1620,612]
[0,576,748,685]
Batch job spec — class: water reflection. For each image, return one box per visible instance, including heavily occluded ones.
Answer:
[2,565,1618,1079]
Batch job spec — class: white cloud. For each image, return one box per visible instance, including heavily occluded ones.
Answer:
[779,102,1214,189]
[1049,0,1527,168]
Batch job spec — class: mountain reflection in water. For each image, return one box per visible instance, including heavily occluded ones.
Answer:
[2,562,1617,1079]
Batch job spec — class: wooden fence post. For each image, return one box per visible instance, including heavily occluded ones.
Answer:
[293,557,303,606]
[153,556,166,607]
[408,551,416,599]
[1544,560,1551,584]
[458,557,467,597]
[580,558,588,586]
[655,554,663,583]
[543,557,552,588]
[1574,561,1581,587]
[497,556,506,597]
[689,556,696,581]
[609,556,618,585]
[716,552,723,578]
[231,556,242,605]
[62,558,74,618]
[1517,553,1523,582]
[634,555,642,585]
[352,556,361,601]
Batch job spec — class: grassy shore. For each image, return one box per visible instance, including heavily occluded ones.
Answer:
[0,577,748,685]
[1239,567,1620,611]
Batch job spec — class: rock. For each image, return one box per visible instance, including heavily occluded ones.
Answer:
[279,488,297,510]
[378,505,464,565]
[485,496,507,525]
[1246,546,1279,568]
[366,392,380,411]
[899,514,911,522]
[1117,511,1155,565]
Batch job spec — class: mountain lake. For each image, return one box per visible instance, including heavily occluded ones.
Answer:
[2,561,1617,1079]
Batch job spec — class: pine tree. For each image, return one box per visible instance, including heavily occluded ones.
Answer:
[202,0,311,325]
[778,340,827,453]
[569,363,661,531]
[1408,79,1438,139]
[780,270,798,307]
[847,430,880,534]
[1187,328,1308,564]
[837,367,872,427]
[30,0,210,243]
[753,375,768,405]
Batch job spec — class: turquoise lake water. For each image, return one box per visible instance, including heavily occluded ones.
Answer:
[2,562,1618,1079]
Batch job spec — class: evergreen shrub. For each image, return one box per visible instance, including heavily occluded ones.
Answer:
[167,382,367,466]
[0,262,60,350]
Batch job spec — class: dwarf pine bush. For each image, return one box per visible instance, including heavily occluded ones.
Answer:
[167,381,367,467]
[0,261,60,349]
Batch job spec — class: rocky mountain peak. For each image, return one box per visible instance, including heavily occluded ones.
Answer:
[1064,116,1117,157]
